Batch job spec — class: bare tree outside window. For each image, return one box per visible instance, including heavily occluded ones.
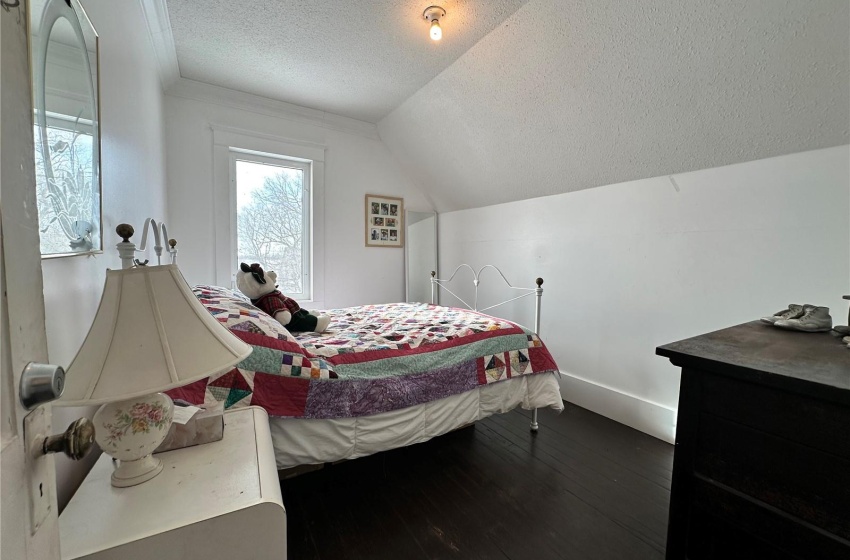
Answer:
[236,160,306,295]
[34,119,98,254]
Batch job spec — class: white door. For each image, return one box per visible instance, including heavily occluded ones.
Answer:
[1,0,62,558]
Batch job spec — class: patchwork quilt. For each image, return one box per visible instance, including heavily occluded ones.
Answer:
[168,286,559,419]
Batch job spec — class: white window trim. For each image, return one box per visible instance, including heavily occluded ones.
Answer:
[212,124,325,308]
[230,151,312,300]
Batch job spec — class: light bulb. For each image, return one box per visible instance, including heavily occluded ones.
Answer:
[430,19,442,41]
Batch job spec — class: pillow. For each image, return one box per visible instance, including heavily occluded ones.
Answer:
[192,285,337,380]
[193,285,299,343]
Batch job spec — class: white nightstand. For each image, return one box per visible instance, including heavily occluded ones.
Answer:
[60,407,286,560]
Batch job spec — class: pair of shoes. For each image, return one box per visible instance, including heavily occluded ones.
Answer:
[774,305,833,333]
[761,304,805,325]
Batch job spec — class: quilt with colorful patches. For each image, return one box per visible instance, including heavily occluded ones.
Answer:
[168,288,559,419]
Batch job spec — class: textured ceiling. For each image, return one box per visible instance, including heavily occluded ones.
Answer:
[378,0,850,212]
[166,0,530,123]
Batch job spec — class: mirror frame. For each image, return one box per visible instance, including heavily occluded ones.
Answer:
[31,0,102,258]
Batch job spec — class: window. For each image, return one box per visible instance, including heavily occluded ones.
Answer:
[231,151,311,300]
[214,127,324,306]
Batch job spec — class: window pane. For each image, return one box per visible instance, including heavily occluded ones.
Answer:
[236,160,305,295]
[34,121,98,254]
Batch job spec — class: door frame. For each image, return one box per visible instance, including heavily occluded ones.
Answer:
[1,0,62,557]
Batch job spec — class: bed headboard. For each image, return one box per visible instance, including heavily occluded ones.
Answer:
[430,264,544,335]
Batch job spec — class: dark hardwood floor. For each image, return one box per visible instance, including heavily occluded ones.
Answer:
[279,403,674,560]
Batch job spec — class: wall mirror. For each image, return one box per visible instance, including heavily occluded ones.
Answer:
[30,0,101,257]
[405,211,438,304]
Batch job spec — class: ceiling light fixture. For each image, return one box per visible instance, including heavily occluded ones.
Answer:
[423,5,446,41]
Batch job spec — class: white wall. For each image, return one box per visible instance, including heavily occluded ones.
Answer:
[164,84,431,308]
[44,0,168,510]
[438,146,850,442]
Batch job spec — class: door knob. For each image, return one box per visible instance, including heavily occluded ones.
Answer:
[41,418,95,461]
[19,362,65,410]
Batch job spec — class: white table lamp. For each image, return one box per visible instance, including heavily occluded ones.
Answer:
[59,264,252,487]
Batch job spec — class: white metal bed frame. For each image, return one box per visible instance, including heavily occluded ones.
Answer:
[430,264,545,432]
[116,218,178,269]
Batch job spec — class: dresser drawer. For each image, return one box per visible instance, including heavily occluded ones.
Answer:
[694,412,850,539]
[700,373,850,457]
[687,477,850,560]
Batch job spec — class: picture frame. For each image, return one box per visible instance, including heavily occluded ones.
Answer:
[365,194,404,247]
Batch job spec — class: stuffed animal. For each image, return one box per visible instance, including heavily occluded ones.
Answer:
[236,262,330,333]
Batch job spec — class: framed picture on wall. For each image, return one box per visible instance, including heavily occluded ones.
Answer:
[365,194,404,247]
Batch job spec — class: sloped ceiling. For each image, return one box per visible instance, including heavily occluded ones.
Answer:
[378,0,850,213]
[166,0,530,123]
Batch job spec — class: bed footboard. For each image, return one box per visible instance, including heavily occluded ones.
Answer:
[430,266,546,433]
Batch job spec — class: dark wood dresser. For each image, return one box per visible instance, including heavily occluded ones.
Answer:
[657,321,850,560]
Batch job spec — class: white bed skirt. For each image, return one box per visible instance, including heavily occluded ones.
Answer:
[268,371,564,469]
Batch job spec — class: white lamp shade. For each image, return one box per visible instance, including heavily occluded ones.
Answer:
[60,264,252,405]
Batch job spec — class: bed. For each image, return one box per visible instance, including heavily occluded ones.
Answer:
[169,266,564,469]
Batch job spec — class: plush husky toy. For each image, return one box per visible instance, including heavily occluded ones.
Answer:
[236,262,330,333]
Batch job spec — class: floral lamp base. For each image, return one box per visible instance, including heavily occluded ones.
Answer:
[93,392,174,488]
[110,454,164,487]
